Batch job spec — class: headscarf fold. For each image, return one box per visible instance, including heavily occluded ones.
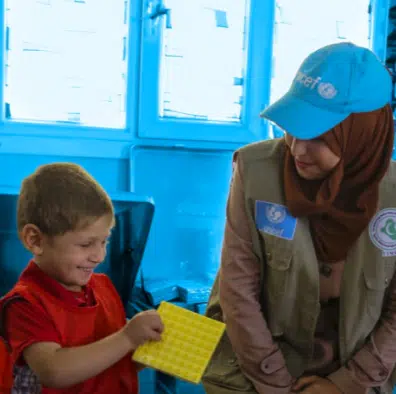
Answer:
[284,104,394,262]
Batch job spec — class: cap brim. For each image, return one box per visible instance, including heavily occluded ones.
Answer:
[260,92,350,140]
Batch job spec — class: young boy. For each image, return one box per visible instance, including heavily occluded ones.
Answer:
[0,163,163,393]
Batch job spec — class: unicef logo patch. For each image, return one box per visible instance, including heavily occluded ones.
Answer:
[265,204,286,224]
[369,209,396,256]
[318,82,337,99]
[256,201,297,241]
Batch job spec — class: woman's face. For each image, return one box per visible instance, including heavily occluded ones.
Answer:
[285,134,341,180]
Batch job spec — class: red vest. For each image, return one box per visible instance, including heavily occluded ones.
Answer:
[0,274,138,394]
[0,341,13,393]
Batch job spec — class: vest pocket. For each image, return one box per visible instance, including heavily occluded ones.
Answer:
[202,332,255,391]
[260,232,293,272]
[259,231,293,335]
[260,231,293,294]
[363,261,394,321]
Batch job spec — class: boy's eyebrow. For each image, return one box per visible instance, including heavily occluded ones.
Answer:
[80,234,112,241]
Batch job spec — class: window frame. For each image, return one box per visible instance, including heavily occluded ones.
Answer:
[137,0,276,143]
[0,0,142,142]
[370,0,391,62]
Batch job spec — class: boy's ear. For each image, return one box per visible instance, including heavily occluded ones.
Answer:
[20,224,45,255]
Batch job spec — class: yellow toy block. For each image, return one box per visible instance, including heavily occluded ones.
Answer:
[132,301,225,384]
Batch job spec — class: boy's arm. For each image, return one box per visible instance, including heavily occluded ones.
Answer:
[7,301,161,389]
[6,300,133,388]
[23,331,132,389]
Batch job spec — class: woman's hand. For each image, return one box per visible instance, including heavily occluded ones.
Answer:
[292,375,342,393]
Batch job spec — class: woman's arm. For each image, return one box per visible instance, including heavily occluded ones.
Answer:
[219,157,293,393]
[328,271,396,393]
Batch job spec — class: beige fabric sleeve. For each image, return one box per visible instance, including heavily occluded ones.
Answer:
[219,157,293,393]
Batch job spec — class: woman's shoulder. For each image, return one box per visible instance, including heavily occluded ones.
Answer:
[378,160,396,207]
[381,160,396,187]
[236,138,285,165]
[386,160,396,180]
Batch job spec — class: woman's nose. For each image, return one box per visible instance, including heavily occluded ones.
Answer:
[290,137,307,156]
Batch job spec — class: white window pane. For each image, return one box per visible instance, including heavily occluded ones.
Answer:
[4,0,129,128]
[158,0,248,123]
[271,0,370,105]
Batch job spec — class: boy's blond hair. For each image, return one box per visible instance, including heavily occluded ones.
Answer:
[17,163,114,236]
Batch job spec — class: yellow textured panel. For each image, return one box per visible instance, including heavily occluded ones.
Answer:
[132,301,225,384]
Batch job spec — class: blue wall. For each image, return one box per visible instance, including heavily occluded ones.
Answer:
[0,0,275,298]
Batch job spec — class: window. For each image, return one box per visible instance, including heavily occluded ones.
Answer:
[138,0,272,142]
[4,0,129,129]
[269,0,372,138]
[270,0,371,105]
[158,0,247,123]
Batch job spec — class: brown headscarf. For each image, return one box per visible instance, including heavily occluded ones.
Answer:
[284,104,394,263]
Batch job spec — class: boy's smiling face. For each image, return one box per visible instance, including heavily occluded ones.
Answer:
[22,214,114,292]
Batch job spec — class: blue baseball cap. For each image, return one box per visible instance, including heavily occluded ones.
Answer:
[260,42,392,140]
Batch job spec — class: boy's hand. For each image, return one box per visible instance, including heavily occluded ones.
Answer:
[123,310,164,351]
[292,376,341,393]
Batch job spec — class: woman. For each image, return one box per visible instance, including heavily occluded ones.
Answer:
[202,42,396,394]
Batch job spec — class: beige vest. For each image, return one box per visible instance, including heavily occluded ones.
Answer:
[203,139,396,393]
